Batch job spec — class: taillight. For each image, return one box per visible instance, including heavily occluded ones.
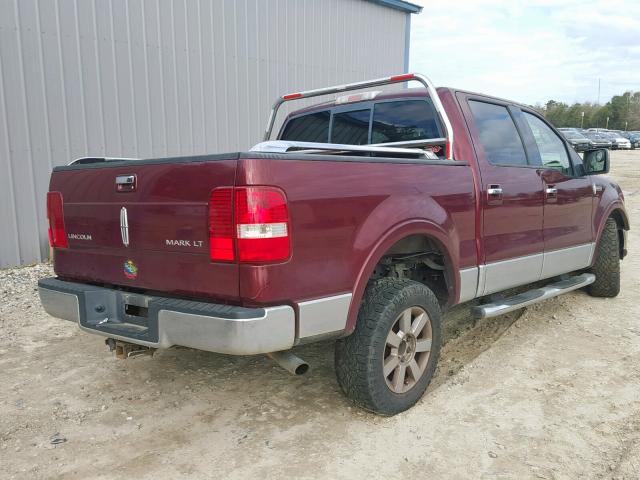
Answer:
[207,186,290,263]
[47,191,68,248]
[235,187,290,262]
[208,187,234,261]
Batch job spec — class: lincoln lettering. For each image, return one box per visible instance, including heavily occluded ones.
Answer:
[68,233,92,241]
[166,239,203,247]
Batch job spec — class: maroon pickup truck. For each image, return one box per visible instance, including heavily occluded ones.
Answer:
[39,73,629,415]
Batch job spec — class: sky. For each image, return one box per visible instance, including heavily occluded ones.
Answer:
[409,0,640,106]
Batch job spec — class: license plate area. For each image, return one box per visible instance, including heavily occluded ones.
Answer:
[80,290,158,343]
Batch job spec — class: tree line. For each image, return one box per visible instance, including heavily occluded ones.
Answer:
[535,91,640,131]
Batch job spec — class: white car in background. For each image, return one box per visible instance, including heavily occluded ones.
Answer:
[607,133,632,150]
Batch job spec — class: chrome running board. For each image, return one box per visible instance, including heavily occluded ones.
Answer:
[472,273,595,319]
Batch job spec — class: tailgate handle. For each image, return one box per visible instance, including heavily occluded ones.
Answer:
[116,175,136,192]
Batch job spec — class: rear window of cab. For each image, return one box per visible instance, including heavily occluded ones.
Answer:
[279,99,443,145]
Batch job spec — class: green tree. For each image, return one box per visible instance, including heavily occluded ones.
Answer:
[539,90,640,131]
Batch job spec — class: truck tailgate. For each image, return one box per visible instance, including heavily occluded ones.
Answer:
[49,155,240,301]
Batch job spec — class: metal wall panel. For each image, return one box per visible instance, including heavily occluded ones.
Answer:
[0,0,408,268]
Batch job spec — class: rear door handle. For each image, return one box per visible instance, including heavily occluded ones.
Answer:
[487,184,503,205]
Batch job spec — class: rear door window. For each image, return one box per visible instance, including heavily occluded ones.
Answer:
[330,109,371,145]
[468,100,528,166]
[371,100,442,143]
[280,111,330,142]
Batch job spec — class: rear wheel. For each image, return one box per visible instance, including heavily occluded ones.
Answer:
[334,278,442,415]
[588,218,620,297]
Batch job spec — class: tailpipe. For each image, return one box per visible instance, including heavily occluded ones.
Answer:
[266,351,309,375]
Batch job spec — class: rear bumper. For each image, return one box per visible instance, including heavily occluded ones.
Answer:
[38,278,295,355]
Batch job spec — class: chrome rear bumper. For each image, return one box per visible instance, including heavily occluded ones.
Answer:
[38,278,295,355]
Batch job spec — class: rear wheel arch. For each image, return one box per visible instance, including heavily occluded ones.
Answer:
[345,221,459,334]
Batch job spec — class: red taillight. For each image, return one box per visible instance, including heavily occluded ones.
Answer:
[235,187,290,263]
[207,186,290,263]
[208,187,235,261]
[282,92,302,100]
[47,191,68,248]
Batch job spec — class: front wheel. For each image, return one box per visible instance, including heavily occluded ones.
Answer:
[588,218,620,298]
[334,278,442,415]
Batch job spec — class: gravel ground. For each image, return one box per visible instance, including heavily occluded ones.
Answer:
[1,151,639,479]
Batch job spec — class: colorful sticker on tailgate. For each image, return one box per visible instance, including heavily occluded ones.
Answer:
[123,259,138,279]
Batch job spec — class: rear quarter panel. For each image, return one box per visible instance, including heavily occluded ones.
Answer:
[236,155,477,329]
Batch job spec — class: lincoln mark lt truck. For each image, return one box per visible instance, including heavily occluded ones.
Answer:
[39,74,629,414]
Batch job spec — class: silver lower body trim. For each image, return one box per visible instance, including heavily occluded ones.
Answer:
[459,267,479,303]
[541,243,594,279]
[297,293,352,340]
[481,253,543,296]
[468,242,597,301]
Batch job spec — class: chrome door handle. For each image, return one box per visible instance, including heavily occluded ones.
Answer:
[545,187,558,196]
[487,184,503,205]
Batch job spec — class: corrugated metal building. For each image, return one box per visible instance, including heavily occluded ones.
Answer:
[0,0,421,268]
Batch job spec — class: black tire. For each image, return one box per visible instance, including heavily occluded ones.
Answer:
[334,278,442,415]
[588,218,620,297]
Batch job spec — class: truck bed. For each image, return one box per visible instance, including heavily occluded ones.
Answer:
[50,151,477,313]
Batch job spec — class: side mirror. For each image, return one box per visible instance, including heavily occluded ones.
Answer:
[584,148,609,175]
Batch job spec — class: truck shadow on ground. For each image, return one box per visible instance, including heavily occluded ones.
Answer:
[129,299,527,418]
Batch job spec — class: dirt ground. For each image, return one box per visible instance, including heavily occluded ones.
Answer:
[1,151,639,480]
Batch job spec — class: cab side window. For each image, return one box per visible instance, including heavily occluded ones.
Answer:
[468,100,528,166]
[280,111,330,143]
[522,112,571,175]
[371,100,442,143]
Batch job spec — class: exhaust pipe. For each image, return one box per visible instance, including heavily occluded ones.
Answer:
[266,351,309,375]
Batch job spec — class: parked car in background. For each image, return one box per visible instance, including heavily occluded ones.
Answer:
[602,132,631,150]
[620,131,640,149]
[583,131,613,149]
[558,128,594,152]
